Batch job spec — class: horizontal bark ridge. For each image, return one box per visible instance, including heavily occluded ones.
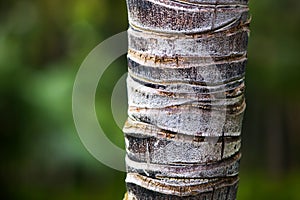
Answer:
[125,0,249,199]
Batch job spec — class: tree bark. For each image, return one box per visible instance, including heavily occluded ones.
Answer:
[124,0,250,199]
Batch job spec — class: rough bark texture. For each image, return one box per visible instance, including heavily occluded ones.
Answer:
[124,0,249,199]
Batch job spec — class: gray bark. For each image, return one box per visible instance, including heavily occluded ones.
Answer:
[124,0,249,199]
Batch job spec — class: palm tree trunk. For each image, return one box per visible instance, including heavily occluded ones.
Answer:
[124,0,250,199]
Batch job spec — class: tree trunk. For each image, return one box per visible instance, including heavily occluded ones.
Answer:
[123,0,250,199]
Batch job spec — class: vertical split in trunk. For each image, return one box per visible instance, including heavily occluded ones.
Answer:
[124,0,250,199]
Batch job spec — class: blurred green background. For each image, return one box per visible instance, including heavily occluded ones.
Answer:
[1,0,300,199]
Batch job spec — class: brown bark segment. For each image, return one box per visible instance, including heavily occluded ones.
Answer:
[127,0,249,33]
[126,177,239,199]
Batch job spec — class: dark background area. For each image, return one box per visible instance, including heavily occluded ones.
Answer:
[0,0,300,199]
